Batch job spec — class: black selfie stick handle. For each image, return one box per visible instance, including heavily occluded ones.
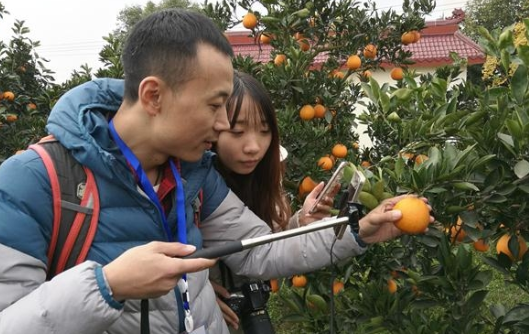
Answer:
[183,240,244,259]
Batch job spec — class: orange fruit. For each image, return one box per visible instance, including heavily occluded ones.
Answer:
[242,12,258,29]
[27,102,37,110]
[411,30,421,43]
[331,143,348,158]
[318,156,334,170]
[473,239,490,252]
[360,70,372,81]
[6,114,18,123]
[393,197,430,234]
[299,104,315,120]
[3,91,15,101]
[352,142,359,150]
[390,67,404,80]
[401,31,415,45]
[332,280,344,295]
[332,70,345,79]
[412,285,421,296]
[496,234,528,261]
[299,176,317,195]
[360,160,371,168]
[414,154,429,165]
[387,279,397,294]
[363,44,377,59]
[260,33,272,44]
[294,32,304,40]
[269,279,279,292]
[313,103,326,118]
[292,275,307,288]
[346,54,361,70]
[450,217,466,242]
[274,54,287,66]
[297,38,310,51]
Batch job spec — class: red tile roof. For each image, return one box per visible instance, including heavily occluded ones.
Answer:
[226,17,485,67]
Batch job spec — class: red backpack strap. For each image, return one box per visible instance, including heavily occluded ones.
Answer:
[29,140,100,279]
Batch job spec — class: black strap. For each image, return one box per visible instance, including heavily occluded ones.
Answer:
[141,299,150,334]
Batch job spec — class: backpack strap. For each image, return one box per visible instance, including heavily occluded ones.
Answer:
[29,138,100,279]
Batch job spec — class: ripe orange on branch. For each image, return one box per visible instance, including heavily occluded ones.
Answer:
[274,54,287,66]
[292,275,307,288]
[318,156,334,170]
[260,33,272,44]
[242,12,258,29]
[346,54,361,70]
[331,144,348,158]
[3,91,15,101]
[401,31,415,45]
[332,280,344,295]
[496,234,528,261]
[299,104,315,120]
[393,197,430,234]
[387,279,397,294]
[363,44,377,59]
[313,104,326,118]
[390,67,404,80]
[299,176,317,195]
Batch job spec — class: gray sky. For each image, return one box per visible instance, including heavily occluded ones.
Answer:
[1,0,466,84]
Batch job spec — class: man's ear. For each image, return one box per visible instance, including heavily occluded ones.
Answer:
[138,76,163,116]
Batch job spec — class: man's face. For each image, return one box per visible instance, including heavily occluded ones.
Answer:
[155,43,233,162]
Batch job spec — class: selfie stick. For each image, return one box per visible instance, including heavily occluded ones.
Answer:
[184,215,352,259]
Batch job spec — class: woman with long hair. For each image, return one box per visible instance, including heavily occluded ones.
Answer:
[210,71,336,332]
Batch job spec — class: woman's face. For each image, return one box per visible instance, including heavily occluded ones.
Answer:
[216,96,272,175]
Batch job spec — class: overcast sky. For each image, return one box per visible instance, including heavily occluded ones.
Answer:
[1,0,466,84]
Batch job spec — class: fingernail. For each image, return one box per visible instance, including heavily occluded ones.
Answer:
[184,245,196,252]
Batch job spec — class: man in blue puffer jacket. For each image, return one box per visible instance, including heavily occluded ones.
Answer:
[0,8,425,334]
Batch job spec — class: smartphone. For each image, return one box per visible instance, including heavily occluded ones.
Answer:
[308,161,348,214]
[335,170,366,238]
[346,170,366,203]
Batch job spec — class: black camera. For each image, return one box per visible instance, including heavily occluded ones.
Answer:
[223,281,276,334]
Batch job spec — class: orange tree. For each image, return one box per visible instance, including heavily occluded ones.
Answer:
[204,0,434,206]
[0,13,57,162]
[341,20,529,334]
[205,1,529,332]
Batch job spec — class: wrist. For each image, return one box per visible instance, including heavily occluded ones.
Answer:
[97,265,125,308]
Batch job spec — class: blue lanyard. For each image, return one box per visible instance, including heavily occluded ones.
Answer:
[109,120,192,331]
[108,120,187,244]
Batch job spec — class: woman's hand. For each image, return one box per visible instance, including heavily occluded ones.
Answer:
[298,182,340,226]
[210,281,240,329]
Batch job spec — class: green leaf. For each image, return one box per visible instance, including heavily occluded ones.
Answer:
[452,182,480,192]
[497,132,514,147]
[514,160,529,179]
[511,64,528,104]
[391,88,413,101]
[518,45,529,67]
[380,92,390,113]
[503,304,529,325]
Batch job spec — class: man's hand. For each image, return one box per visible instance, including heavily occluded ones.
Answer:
[210,281,240,329]
[103,242,217,301]
[358,195,434,244]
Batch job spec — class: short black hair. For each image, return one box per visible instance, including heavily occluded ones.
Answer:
[121,8,234,101]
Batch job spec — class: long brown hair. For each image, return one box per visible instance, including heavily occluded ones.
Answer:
[214,71,291,230]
